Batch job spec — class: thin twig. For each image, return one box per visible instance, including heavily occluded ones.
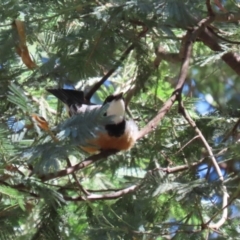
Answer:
[178,105,222,179]
[174,135,200,155]
[66,157,90,196]
[24,90,57,114]
[64,184,138,201]
[0,178,138,202]
[178,102,229,229]
[160,151,173,166]
[149,157,205,174]
[85,27,148,101]
[221,118,240,142]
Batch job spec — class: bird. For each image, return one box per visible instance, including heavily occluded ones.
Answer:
[46,88,138,153]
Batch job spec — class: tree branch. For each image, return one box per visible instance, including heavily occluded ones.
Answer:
[206,0,214,17]
[39,150,117,182]
[149,157,205,174]
[85,27,148,101]
[137,30,193,140]
[178,102,229,229]
[137,15,215,139]
[154,46,181,68]
[65,157,90,196]
[215,12,240,22]
[64,184,138,201]
[199,27,240,76]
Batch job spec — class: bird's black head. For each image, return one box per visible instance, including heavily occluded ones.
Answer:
[103,92,123,105]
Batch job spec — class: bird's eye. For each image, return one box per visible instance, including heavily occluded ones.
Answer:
[103,112,107,116]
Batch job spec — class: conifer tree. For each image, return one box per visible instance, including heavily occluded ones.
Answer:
[1,0,240,239]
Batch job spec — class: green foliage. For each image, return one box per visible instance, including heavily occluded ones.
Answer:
[31,204,66,240]
[0,204,23,240]
[1,0,240,239]
[8,83,30,113]
[0,185,25,209]
[0,126,17,160]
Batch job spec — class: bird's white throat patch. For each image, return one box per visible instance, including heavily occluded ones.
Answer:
[106,99,125,124]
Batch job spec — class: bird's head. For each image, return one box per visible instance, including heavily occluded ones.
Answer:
[103,92,125,124]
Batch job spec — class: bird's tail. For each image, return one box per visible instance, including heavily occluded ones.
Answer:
[47,89,85,106]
